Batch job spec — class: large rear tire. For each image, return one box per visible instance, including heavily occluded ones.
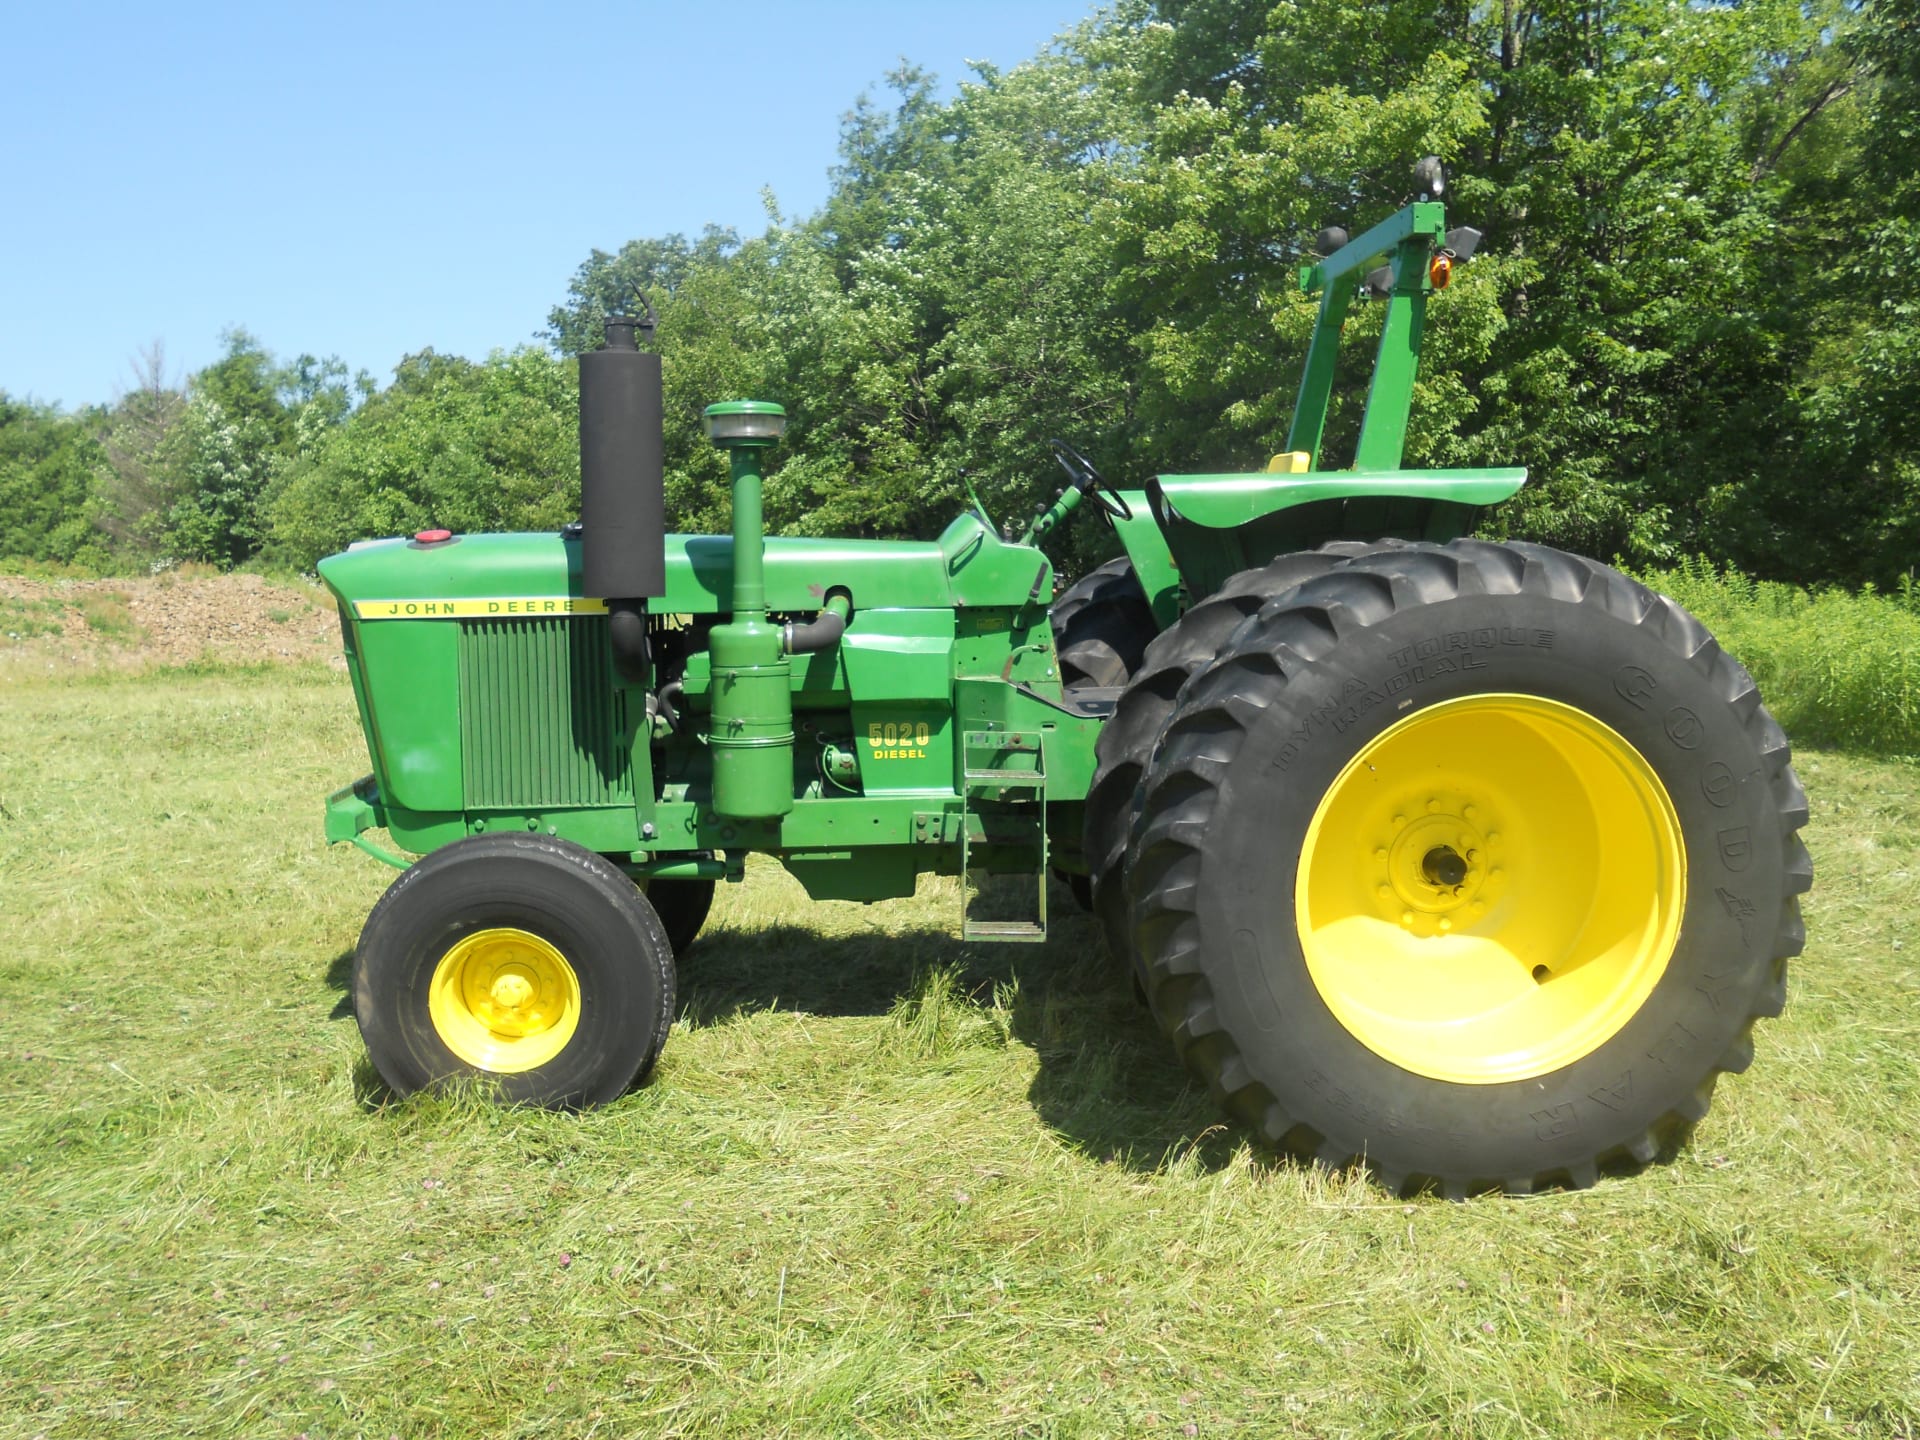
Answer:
[1050,556,1159,907]
[1084,544,1393,984]
[354,834,677,1108]
[1127,540,1811,1196]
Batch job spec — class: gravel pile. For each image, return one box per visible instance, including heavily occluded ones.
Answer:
[0,571,342,672]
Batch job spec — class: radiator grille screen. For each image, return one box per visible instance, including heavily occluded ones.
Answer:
[458,617,630,808]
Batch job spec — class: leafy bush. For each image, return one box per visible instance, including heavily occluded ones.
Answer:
[264,349,581,569]
[0,395,112,568]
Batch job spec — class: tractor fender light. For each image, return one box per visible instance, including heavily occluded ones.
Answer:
[1429,255,1453,290]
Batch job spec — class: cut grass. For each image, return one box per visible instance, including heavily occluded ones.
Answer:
[0,668,1915,1437]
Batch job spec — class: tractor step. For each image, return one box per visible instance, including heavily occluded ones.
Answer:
[962,919,1047,941]
[960,729,1048,943]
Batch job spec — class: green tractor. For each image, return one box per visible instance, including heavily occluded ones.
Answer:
[318,162,1810,1197]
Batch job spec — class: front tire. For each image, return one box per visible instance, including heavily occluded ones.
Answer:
[354,834,677,1108]
[1128,540,1811,1196]
[642,877,715,956]
[1050,556,1155,689]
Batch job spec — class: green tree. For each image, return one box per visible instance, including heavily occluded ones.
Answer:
[92,343,188,557]
[156,329,293,566]
[1780,0,1920,586]
[47,0,1869,587]
[266,348,581,568]
[1110,0,1862,571]
[546,228,743,358]
[542,50,1151,569]
[0,395,109,565]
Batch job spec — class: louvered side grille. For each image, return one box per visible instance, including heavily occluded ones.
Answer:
[458,617,630,809]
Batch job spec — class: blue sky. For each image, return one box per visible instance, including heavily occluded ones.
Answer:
[1,2,1100,411]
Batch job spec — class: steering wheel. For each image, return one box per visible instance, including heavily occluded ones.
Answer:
[1047,438,1133,521]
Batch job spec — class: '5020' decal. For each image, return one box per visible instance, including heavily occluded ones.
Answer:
[868,721,932,760]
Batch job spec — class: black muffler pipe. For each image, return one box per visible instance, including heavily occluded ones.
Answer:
[580,315,665,681]
[606,600,650,685]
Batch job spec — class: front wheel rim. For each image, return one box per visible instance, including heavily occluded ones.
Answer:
[428,927,581,1073]
[1295,694,1686,1084]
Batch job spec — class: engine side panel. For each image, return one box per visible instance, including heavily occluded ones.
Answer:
[316,518,1076,887]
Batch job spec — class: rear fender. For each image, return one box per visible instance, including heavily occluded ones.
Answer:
[1144,468,1525,606]
[1107,490,1181,628]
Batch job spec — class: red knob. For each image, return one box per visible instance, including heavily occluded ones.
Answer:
[415,528,452,543]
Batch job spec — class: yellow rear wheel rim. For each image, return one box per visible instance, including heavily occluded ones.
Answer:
[1295,694,1685,1084]
[428,927,581,1074]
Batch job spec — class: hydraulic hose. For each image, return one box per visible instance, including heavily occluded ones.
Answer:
[655,679,685,731]
[784,592,852,655]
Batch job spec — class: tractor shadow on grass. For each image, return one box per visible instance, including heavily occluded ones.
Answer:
[318,885,1252,1169]
[320,950,404,1107]
[676,879,1251,1177]
[324,949,355,1021]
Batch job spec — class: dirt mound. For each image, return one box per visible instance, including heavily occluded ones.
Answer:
[0,570,342,675]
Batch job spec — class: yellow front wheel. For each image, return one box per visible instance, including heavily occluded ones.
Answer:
[428,928,582,1074]
[353,834,676,1108]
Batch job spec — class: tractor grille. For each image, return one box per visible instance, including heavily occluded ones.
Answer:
[457,616,631,809]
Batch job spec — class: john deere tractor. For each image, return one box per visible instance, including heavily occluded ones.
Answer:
[319,162,1810,1196]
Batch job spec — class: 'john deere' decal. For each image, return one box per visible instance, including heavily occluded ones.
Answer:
[354,597,610,620]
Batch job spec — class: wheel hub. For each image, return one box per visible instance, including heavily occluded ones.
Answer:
[1421,845,1467,889]
[1370,795,1507,937]
[429,927,581,1072]
[1296,694,1685,1084]
[492,970,534,1009]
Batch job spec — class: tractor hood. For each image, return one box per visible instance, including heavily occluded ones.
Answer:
[317,513,1049,619]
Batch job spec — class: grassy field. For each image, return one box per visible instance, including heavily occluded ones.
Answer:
[2,663,1917,1439]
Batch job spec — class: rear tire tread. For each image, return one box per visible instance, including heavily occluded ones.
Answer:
[1084,542,1397,979]
[1052,557,1156,689]
[1128,540,1808,1195]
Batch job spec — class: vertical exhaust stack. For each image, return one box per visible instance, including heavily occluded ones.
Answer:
[579,314,665,681]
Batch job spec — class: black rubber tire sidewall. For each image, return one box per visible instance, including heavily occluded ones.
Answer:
[1085,544,1396,989]
[1185,591,1792,1182]
[354,835,676,1108]
[644,878,715,956]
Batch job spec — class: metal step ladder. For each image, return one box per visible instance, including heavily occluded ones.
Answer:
[959,728,1048,942]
